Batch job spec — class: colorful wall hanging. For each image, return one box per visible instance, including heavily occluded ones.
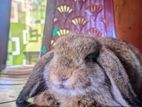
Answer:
[41,0,116,55]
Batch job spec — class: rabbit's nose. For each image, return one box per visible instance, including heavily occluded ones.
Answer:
[58,78,68,88]
[60,78,68,83]
[58,77,68,84]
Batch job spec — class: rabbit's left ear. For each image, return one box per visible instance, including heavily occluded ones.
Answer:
[16,50,54,104]
[97,47,138,106]
[97,38,142,104]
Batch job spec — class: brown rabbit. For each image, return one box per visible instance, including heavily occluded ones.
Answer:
[16,33,142,107]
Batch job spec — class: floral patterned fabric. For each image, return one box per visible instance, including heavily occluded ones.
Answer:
[41,0,116,55]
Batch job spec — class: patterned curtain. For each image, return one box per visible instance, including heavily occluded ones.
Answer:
[41,0,116,55]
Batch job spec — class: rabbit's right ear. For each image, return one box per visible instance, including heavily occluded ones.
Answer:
[16,50,54,104]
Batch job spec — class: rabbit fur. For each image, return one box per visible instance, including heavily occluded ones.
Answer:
[16,33,142,107]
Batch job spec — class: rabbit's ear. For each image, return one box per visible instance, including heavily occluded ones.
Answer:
[97,47,138,106]
[16,50,54,104]
[98,38,142,102]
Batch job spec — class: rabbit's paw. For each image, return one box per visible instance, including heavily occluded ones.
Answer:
[34,91,58,107]
[63,97,98,107]
[77,98,97,107]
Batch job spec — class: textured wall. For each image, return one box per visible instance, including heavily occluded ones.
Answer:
[114,0,142,53]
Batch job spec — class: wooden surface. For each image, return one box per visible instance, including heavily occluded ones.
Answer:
[113,0,142,53]
[0,66,37,107]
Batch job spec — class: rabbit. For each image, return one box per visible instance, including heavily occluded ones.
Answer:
[16,33,142,107]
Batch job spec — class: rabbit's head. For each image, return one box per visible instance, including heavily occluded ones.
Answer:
[43,34,139,106]
[44,34,105,96]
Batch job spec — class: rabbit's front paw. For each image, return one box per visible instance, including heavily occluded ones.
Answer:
[77,98,97,107]
[34,91,58,107]
[61,97,98,107]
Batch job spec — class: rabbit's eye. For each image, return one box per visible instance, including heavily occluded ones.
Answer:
[85,51,99,63]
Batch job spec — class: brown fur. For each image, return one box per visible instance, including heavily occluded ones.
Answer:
[96,37,142,102]
[17,33,142,107]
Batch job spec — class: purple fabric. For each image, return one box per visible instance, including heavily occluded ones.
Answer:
[41,0,116,54]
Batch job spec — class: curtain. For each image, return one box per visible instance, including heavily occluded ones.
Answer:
[0,0,11,70]
[41,0,116,55]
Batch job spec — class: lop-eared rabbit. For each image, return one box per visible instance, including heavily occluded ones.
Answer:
[16,33,142,107]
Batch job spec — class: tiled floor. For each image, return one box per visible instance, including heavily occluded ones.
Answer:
[0,66,38,107]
